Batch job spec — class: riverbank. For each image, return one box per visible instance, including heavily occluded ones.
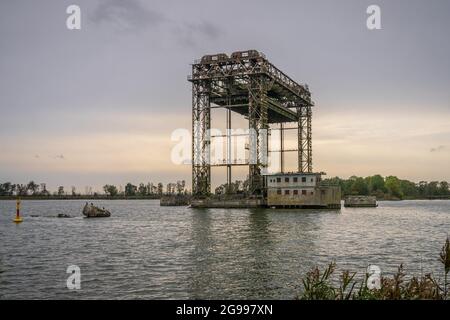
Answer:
[1,196,448,201]
[0,195,162,200]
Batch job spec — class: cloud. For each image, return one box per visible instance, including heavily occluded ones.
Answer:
[430,145,446,152]
[185,21,222,39]
[175,20,223,47]
[90,0,166,32]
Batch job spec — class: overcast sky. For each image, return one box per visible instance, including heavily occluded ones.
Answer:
[1,0,449,191]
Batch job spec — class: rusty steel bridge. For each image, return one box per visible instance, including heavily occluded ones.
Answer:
[188,50,314,198]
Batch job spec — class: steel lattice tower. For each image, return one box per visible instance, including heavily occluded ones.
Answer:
[189,50,314,198]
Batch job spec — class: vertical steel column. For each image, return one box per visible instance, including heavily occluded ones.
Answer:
[297,105,312,173]
[226,108,232,189]
[248,76,268,195]
[306,106,312,173]
[280,123,284,173]
[192,75,211,197]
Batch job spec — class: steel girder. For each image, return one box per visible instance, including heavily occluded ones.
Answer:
[189,51,314,197]
[297,106,312,173]
[192,79,211,197]
[248,75,269,195]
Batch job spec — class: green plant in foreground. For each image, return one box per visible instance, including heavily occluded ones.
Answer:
[439,236,450,298]
[298,237,450,300]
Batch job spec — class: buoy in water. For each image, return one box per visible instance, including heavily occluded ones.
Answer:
[13,198,23,223]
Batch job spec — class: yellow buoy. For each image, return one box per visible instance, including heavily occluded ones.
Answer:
[13,198,23,223]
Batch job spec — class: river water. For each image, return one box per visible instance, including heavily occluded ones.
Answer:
[0,200,449,299]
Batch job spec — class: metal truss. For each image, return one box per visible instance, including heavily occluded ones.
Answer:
[189,50,314,197]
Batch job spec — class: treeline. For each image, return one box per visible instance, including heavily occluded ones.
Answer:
[1,176,449,200]
[0,180,187,198]
[103,181,187,197]
[0,181,50,196]
[323,175,450,200]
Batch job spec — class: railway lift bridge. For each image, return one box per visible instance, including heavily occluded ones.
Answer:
[188,50,314,198]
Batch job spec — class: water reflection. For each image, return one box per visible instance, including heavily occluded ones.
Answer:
[244,209,276,298]
[188,209,215,299]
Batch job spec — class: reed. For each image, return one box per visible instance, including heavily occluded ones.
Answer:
[439,236,450,298]
[298,237,450,300]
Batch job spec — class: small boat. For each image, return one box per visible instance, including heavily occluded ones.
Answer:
[82,203,111,218]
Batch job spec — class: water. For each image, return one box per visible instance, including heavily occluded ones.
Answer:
[0,200,449,299]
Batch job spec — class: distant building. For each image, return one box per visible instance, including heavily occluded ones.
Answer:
[265,172,341,209]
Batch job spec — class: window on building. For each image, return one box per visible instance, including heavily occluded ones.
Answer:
[293,177,298,183]
[285,177,289,183]
[277,178,281,183]
[293,190,298,195]
[321,190,326,195]
[311,178,314,182]
[311,191,314,195]
[302,177,306,183]
[302,190,307,195]
[285,190,290,195]
[277,189,282,195]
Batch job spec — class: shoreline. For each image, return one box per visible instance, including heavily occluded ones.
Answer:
[0,196,449,201]
[0,196,162,201]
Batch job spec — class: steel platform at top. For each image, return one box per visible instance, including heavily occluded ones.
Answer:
[188,50,314,123]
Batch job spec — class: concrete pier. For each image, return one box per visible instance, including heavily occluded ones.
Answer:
[344,196,377,207]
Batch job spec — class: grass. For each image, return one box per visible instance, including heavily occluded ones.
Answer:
[297,237,450,300]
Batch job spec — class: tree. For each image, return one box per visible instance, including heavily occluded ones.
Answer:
[385,176,403,199]
[166,183,175,194]
[138,183,147,196]
[399,180,418,198]
[17,184,28,196]
[0,182,13,196]
[367,175,386,193]
[417,181,428,197]
[439,181,450,196]
[103,184,118,197]
[27,181,39,195]
[351,177,369,195]
[125,183,137,197]
[57,186,65,196]
[176,180,186,195]
[425,181,439,197]
[157,183,163,195]
[147,183,157,195]
[40,183,49,196]
[147,183,153,195]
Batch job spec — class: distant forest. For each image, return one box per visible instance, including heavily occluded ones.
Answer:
[0,175,449,200]
[0,181,187,199]
[322,175,450,200]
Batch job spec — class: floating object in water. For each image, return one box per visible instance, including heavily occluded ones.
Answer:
[82,203,111,218]
[13,198,23,223]
[57,213,72,218]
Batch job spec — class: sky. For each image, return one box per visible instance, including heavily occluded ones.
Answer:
[0,0,449,192]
